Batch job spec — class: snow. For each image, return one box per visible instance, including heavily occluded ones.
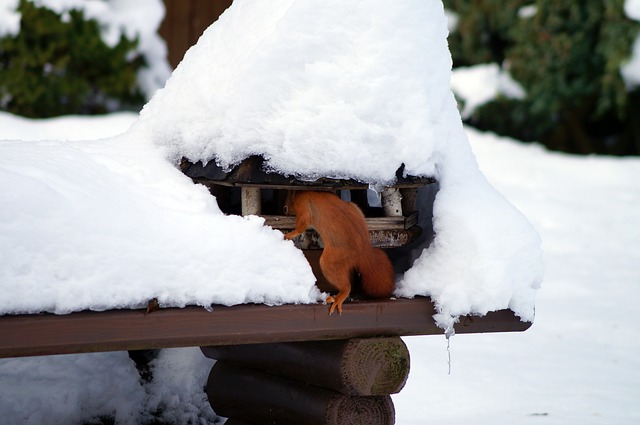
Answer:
[0,0,20,36]
[135,0,451,184]
[0,0,544,330]
[626,0,640,21]
[0,131,321,314]
[0,0,171,98]
[132,0,543,331]
[2,119,639,424]
[0,111,136,141]
[0,351,145,424]
[623,0,640,87]
[518,4,538,19]
[450,63,525,118]
[395,127,640,424]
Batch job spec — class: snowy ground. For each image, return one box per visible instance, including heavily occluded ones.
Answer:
[396,127,640,425]
[1,113,638,424]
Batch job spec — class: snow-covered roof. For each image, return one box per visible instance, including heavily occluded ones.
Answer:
[0,0,543,332]
[134,0,455,185]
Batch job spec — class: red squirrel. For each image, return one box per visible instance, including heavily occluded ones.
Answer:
[283,190,394,314]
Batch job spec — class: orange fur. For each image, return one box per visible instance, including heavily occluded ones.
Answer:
[284,191,394,314]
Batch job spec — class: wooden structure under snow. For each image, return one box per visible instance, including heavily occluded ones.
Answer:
[0,155,532,424]
[3,3,534,419]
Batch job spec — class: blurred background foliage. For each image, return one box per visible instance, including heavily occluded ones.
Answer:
[447,0,640,155]
[0,0,145,118]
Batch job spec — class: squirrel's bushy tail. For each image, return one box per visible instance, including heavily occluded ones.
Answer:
[358,248,394,298]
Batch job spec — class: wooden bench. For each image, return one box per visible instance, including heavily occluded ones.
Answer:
[0,299,530,424]
[0,157,532,424]
[0,297,528,359]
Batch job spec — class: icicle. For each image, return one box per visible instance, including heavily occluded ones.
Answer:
[445,326,455,375]
[446,334,452,375]
[367,183,383,207]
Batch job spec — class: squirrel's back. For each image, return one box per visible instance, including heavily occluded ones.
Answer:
[291,191,370,250]
[285,190,394,311]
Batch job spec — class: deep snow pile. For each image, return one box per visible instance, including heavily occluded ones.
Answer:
[0,133,320,313]
[134,0,543,330]
[0,0,542,330]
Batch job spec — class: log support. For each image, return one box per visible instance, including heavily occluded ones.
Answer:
[400,187,418,215]
[381,187,403,217]
[241,186,262,215]
[203,337,407,424]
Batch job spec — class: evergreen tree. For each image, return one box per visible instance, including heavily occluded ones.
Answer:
[0,0,145,118]
[447,0,640,155]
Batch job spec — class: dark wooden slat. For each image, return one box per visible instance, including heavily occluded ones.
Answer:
[181,156,436,189]
[161,0,190,68]
[0,298,531,359]
[160,0,234,68]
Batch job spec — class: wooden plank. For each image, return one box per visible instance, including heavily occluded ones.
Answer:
[370,227,421,248]
[265,214,418,231]
[266,218,422,249]
[160,0,191,68]
[181,157,436,189]
[0,298,531,359]
[189,0,234,47]
[160,0,234,68]
[264,215,409,230]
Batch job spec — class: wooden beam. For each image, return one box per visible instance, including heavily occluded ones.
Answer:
[241,186,262,215]
[264,215,422,248]
[202,337,410,396]
[264,215,416,231]
[0,298,531,359]
[181,156,436,190]
[206,361,395,425]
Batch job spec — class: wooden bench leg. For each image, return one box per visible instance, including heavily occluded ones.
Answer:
[201,337,409,424]
[206,361,395,425]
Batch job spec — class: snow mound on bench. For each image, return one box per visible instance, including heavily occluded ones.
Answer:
[1,0,543,331]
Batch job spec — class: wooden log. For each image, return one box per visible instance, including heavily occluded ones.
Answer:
[381,187,403,217]
[241,187,262,215]
[202,337,409,396]
[400,187,418,215]
[207,361,395,425]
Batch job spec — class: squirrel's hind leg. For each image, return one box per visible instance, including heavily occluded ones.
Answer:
[319,251,352,315]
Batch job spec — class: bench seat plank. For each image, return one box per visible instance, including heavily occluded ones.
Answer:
[0,297,530,358]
